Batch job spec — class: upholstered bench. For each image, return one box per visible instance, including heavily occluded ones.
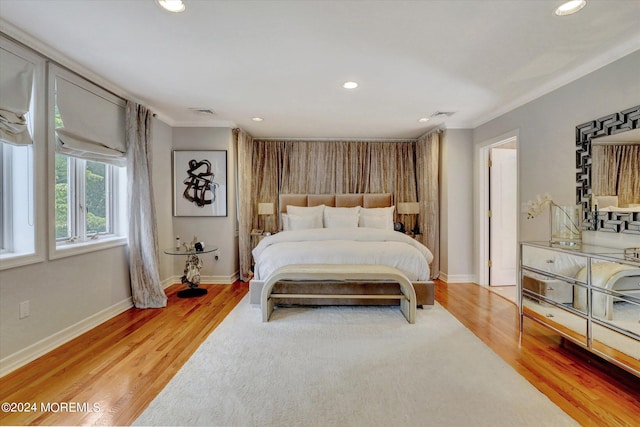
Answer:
[260,264,417,323]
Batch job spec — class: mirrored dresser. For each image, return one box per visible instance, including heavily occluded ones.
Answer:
[520,242,640,377]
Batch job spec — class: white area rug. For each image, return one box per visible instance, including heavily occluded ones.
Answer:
[134,298,577,427]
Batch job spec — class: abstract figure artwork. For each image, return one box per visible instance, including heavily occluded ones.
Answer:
[183,159,219,207]
[173,150,227,216]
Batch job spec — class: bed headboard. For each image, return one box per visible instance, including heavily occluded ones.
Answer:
[278,193,393,213]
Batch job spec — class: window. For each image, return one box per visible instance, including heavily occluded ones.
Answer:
[49,65,127,257]
[0,37,45,269]
[55,154,122,243]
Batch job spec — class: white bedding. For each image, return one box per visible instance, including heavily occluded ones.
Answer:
[252,228,433,281]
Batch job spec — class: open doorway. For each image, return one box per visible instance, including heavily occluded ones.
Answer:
[477,134,518,303]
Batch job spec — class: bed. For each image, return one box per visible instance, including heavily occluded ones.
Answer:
[249,193,435,309]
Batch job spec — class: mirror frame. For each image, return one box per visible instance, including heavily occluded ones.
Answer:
[576,104,640,234]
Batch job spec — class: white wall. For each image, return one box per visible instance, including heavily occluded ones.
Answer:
[171,127,239,283]
[473,50,640,276]
[440,129,475,282]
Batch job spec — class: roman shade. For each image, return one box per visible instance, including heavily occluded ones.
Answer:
[52,65,126,166]
[0,46,35,146]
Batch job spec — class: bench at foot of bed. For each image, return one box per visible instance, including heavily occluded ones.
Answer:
[260,264,418,323]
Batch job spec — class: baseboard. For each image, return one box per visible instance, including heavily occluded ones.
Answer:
[439,272,477,283]
[201,272,239,285]
[0,297,133,377]
[162,272,240,288]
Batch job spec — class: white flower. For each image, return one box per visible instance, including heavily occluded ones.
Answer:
[526,193,552,219]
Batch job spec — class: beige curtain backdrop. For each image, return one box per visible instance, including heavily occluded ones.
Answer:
[593,144,640,207]
[245,138,440,278]
[234,128,254,281]
[126,101,167,308]
[416,130,440,280]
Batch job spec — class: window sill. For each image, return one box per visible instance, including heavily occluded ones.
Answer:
[50,236,128,260]
[0,251,45,271]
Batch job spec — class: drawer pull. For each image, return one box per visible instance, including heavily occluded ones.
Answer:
[547,287,554,291]
[546,259,554,264]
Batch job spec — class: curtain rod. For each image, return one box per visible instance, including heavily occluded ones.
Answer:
[253,137,418,143]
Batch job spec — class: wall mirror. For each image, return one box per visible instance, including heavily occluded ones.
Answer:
[576,105,640,234]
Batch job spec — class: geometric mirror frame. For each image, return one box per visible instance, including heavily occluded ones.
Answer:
[575,104,640,234]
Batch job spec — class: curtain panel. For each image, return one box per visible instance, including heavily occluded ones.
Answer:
[126,101,167,308]
[234,128,254,281]
[416,130,440,280]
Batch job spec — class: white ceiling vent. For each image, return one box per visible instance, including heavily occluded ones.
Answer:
[189,108,216,115]
[431,111,456,118]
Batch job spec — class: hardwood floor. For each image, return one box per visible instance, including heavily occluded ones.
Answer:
[1,279,639,426]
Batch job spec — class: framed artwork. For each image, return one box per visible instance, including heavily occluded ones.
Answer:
[173,150,227,217]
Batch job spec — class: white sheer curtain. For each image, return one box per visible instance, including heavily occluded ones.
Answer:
[126,101,166,308]
[234,128,254,281]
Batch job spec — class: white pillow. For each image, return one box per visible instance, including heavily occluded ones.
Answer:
[323,206,360,228]
[287,213,323,230]
[281,213,290,231]
[287,204,325,217]
[359,215,389,229]
[358,206,395,230]
[324,213,359,228]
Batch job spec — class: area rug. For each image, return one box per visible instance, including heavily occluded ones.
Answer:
[134,298,578,427]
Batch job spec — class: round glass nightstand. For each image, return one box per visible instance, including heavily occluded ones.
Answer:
[164,245,217,298]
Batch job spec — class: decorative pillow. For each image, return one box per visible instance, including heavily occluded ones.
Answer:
[323,206,360,228]
[287,213,323,230]
[358,206,395,230]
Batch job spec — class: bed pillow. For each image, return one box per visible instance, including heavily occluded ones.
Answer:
[287,204,325,217]
[286,205,324,231]
[323,206,360,228]
[287,213,323,230]
[358,206,395,230]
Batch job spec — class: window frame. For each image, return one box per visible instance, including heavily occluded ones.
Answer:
[48,66,127,260]
[0,37,46,270]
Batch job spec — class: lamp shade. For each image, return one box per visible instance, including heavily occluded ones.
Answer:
[258,202,275,215]
[397,202,420,215]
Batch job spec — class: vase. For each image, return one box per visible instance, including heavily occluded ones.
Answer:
[550,204,582,246]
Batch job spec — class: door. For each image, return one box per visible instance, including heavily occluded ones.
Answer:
[489,147,517,286]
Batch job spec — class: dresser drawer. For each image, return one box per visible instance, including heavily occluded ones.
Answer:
[522,274,575,306]
[522,245,587,282]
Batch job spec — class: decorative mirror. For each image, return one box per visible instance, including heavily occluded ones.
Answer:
[575,105,640,234]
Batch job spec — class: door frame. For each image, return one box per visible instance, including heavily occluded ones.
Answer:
[474,130,519,287]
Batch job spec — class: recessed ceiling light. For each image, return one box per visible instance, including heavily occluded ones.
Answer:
[252,117,264,122]
[342,81,358,89]
[418,118,429,123]
[554,0,586,16]
[157,0,186,13]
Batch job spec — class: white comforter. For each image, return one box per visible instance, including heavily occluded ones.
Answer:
[252,228,434,281]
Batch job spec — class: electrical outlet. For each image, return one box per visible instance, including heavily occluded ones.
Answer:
[19,301,30,319]
[215,250,220,260]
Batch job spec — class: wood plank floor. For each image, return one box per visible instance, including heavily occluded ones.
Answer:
[1,279,639,426]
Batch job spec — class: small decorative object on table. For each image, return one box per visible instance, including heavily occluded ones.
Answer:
[164,237,217,298]
[526,193,582,246]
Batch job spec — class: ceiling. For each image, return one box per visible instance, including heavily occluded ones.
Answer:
[1,0,639,139]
